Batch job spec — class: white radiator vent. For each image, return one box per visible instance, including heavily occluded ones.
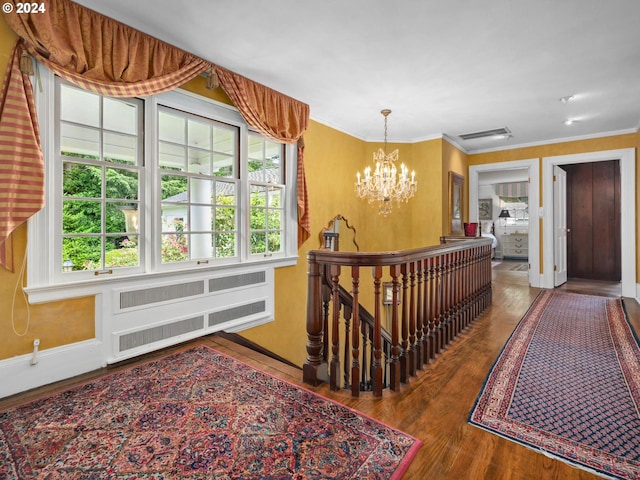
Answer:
[209,271,265,292]
[209,301,266,327]
[120,281,205,309]
[119,315,204,352]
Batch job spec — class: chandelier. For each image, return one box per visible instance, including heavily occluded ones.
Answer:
[355,109,417,216]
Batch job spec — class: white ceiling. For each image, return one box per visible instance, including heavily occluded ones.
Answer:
[73,0,640,153]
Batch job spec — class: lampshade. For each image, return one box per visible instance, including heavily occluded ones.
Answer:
[498,209,511,218]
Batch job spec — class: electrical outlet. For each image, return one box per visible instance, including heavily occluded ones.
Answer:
[30,339,40,366]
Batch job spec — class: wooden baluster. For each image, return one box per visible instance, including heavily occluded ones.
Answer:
[343,304,352,389]
[434,254,442,353]
[446,252,455,345]
[485,244,492,307]
[445,252,454,344]
[453,249,462,337]
[400,263,410,382]
[361,318,369,391]
[351,266,361,397]
[427,256,437,361]
[372,266,384,396]
[321,265,330,364]
[388,265,401,392]
[449,252,460,342]
[462,248,471,329]
[415,259,425,369]
[329,264,341,391]
[473,245,481,317]
[304,254,325,385]
[407,262,417,377]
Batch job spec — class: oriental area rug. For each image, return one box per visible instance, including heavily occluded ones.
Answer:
[469,290,640,479]
[0,345,421,479]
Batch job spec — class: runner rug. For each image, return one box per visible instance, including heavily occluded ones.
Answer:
[469,290,640,479]
[0,345,421,479]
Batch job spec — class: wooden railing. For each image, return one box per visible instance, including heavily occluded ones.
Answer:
[303,237,493,397]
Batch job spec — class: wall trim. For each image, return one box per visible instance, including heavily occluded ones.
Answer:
[0,339,103,399]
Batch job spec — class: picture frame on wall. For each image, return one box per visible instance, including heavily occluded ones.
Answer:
[449,172,464,235]
[478,198,493,220]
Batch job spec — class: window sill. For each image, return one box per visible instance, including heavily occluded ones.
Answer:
[25,254,298,304]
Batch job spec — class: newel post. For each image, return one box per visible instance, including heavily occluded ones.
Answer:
[303,252,327,385]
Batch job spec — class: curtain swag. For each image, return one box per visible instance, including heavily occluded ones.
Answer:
[0,0,311,271]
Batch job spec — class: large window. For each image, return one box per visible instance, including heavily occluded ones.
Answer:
[59,84,144,273]
[29,72,296,289]
[158,106,240,263]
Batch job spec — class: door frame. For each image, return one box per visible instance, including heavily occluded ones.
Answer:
[542,148,635,297]
[469,158,540,287]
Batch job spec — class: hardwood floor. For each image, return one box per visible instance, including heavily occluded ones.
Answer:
[2,265,638,479]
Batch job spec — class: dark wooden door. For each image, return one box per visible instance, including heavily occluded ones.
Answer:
[564,160,620,281]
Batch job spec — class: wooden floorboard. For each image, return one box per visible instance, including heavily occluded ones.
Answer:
[1,264,638,479]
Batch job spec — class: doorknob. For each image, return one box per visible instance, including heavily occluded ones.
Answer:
[566,228,571,233]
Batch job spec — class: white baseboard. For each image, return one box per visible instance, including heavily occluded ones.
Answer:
[0,339,103,399]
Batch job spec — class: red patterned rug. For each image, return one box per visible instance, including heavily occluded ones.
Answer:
[0,345,421,479]
[469,290,640,479]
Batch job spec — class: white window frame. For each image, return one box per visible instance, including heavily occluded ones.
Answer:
[26,66,298,303]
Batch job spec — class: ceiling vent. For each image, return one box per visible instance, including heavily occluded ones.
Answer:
[458,127,511,140]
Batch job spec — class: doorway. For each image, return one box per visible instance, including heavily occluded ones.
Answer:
[469,158,540,287]
[542,148,635,297]
[564,160,621,281]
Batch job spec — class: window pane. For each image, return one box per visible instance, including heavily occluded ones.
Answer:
[265,140,282,180]
[104,132,137,165]
[62,236,101,271]
[268,231,282,253]
[215,207,236,232]
[248,135,263,161]
[162,212,187,233]
[159,142,186,171]
[112,204,139,233]
[250,232,266,254]
[188,148,212,175]
[161,233,188,263]
[268,208,282,230]
[213,127,236,177]
[268,187,282,207]
[191,178,213,204]
[188,119,211,149]
[161,174,188,201]
[106,202,140,234]
[213,152,235,177]
[190,205,212,232]
[60,84,99,127]
[159,110,185,144]
[215,233,236,258]
[103,98,137,135]
[106,167,138,200]
[63,163,101,198]
[105,235,139,268]
[215,181,236,203]
[63,200,101,234]
[60,123,100,159]
[191,233,212,259]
